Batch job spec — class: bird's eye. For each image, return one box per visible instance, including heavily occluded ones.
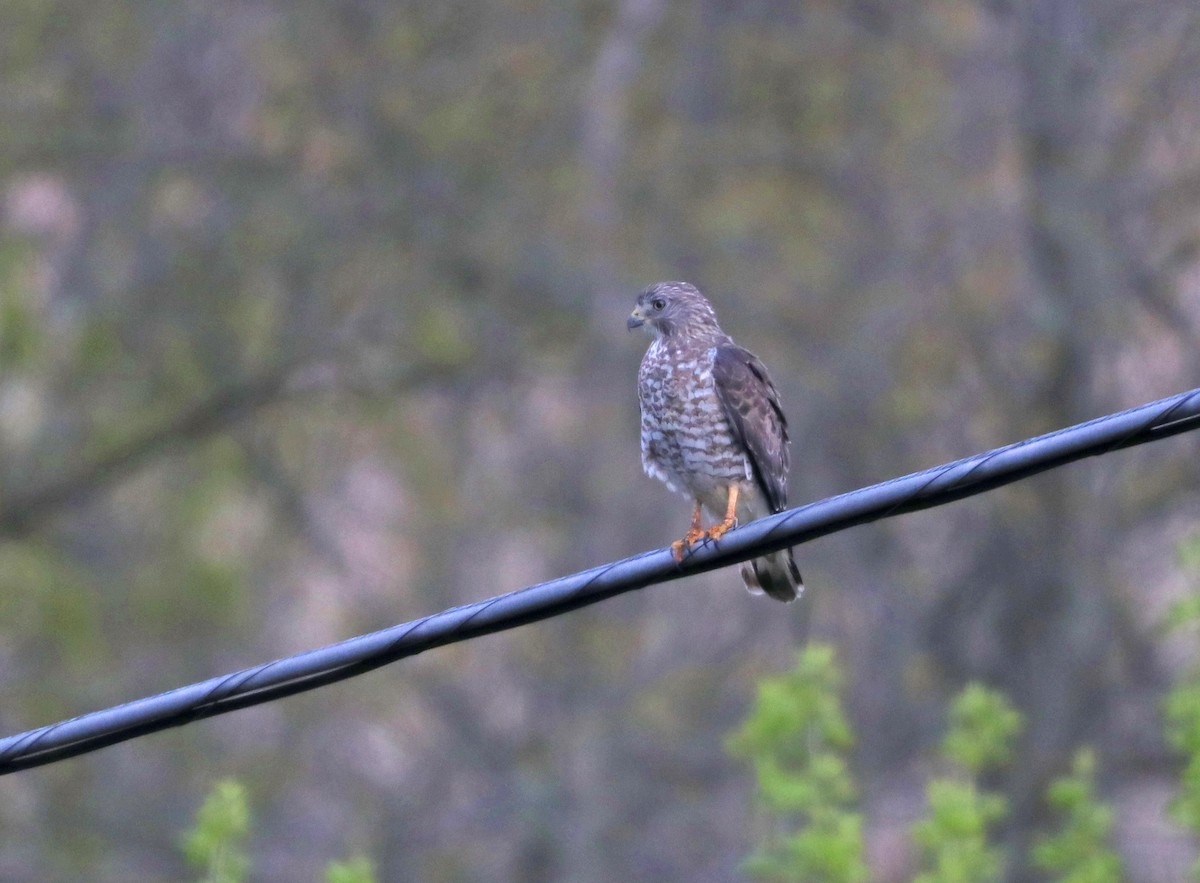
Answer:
[651,298,666,311]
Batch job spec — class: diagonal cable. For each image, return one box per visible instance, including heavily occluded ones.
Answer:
[1,386,1199,774]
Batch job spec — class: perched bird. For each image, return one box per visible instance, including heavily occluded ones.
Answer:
[628,281,803,602]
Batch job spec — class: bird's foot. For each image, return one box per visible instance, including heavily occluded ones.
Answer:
[705,516,738,542]
[671,527,707,561]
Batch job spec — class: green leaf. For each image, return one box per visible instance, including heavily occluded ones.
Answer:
[326,856,378,883]
[181,779,251,883]
[942,684,1024,774]
[1031,749,1123,883]
[911,683,1021,883]
[1164,594,1200,634]
[1165,682,1200,758]
[728,643,866,882]
[1178,532,1200,576]
[911,780,1007,883]
[1165,531,1200,868]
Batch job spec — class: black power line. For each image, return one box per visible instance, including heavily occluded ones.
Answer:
[2,387,1199,774]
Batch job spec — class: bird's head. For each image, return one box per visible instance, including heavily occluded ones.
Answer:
[627,281,722,340]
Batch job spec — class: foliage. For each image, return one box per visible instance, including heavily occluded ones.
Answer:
[1164,533,1200,631]
[326,856,378,883]
[911,780,1008,883]
[941,684,1024,775]
[182,778,379,882]
[182,779,251,883]
[1164,532,1200,879]
[910,684,1023,883]
[1030,749,1123,883]
[1166,678,1200,881]
[730,652,1139,882]
[727,643,867,883]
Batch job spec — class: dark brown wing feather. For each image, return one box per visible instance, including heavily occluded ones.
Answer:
[712,345,790,512]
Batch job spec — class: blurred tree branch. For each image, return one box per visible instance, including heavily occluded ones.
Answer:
[0,359,458,538]
[0,367,291,537]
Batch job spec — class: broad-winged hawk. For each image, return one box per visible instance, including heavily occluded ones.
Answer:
[628,281,803,602]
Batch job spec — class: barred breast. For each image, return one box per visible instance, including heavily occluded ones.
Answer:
[638,340,750,498]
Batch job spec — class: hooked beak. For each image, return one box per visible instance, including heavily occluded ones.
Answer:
[627,309,645,331]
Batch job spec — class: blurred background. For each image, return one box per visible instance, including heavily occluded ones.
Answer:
[1,1,1199,880]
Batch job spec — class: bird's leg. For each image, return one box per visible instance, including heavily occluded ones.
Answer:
[671,501,706,561]
[705,485,739,541]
